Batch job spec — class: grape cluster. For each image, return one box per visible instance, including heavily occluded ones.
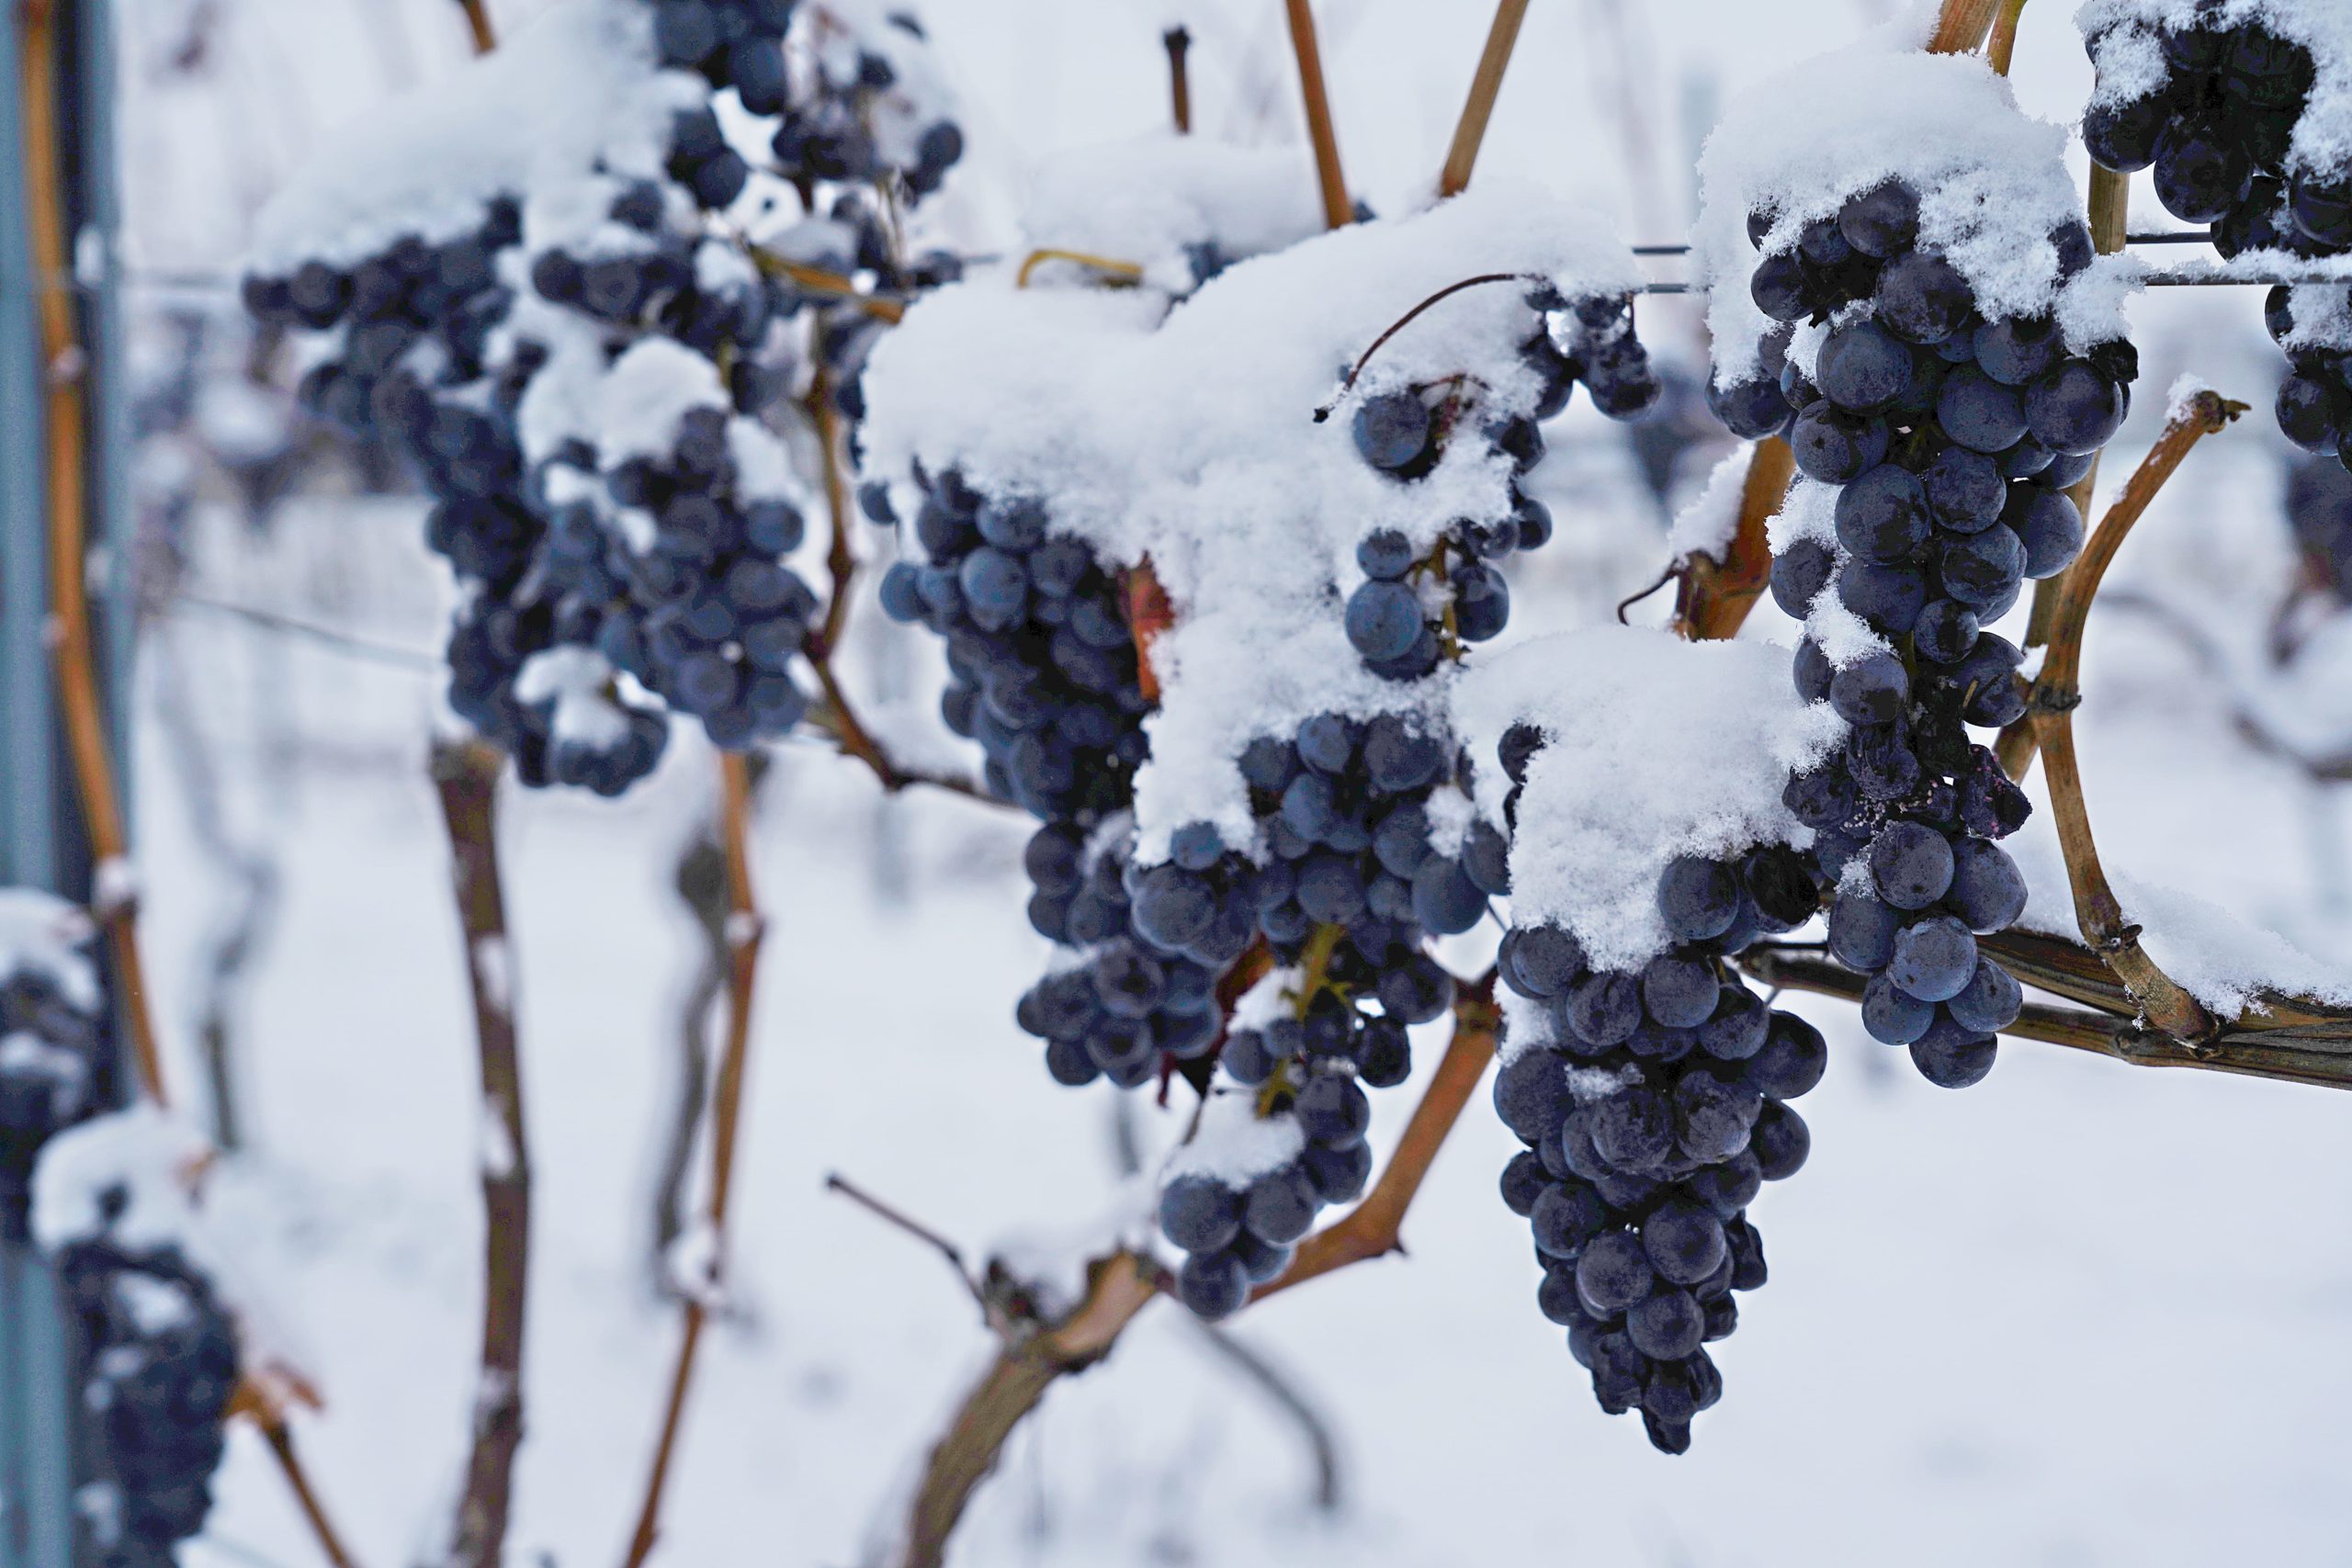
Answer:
[244,0,963,793]
[55,1239,239,1567]
[2082,6,2329,254]
[1736,178,2104,1084]
[1488,734,1823,1451]
[2287,449,2352,599]
[1340,286,1658,672]
[2081,6,2351,467]
[0,898,105,1218]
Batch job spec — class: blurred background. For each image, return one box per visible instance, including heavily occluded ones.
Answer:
[94,0,2352,1562]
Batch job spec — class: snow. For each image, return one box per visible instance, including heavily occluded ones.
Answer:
[1161,1091,1306,1189]
[29,1103,212,1257]
[0,887,100,1013]
[2009,814,2352,1019]
[1694,34,2132,387]
[1018,135,1326,288]
[864,183,1641,860]
[514,647,633,751]
[663,1220,724,1308]
[1666,441,1756,563]
[1770,476,1903,670]
[1456,626,1838,973]
[594,339,728,466]
[478,1096,518,1182]
[248,0,695,270]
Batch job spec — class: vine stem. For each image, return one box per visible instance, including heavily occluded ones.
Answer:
[2030,389,2246,1044]
[1284,0,1351,231]
[19,0,163,1106]
[458,0,497,55]
[890,979,1499,1568]
[1669,438,1794,640]
[810,365,857,655]
[1928,0,2006,54]
[431,739,529,1568]
[1437,0,1530,198]
[1317,272,1531,415]
[1737,942,2352,1089]
[28,11,360,1562]
[620,752,767,1568]
[1999,163,2131,781]
[1165,26,1192,135]
[1987,0,2030,75]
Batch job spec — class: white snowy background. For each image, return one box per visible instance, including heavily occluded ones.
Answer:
[103,0,2352,1563]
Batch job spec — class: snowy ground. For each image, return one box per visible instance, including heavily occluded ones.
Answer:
[96,0,2352,1563]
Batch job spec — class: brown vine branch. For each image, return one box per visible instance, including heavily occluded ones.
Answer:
[21,0,164,1106]
[1165,27,1193,135]
[741,244,907,322]
[431,739,529,1568]
[1999,164,2131,780]
[809,367,857,656]
[1669,437,1795,641]
[1254,975,1499,1301]
[1737,942,2352,1090]
[892,979,1500,1565]
[1437,0,1530,198]
[1284,0,1352,231]
[1012,248,1146,289]
[254,1416,363,1568]
[1987,0,2029,75]
[2029,389,2246,1044]
[458,0,497,55]
[621,752,767,1568]
[1125,559,1174,703]
[807,659,1000,804]
[1928,0,2005,55]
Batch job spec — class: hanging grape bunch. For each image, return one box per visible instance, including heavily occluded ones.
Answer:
[1487,726,1823,1453]
[56,1238,240,1568]
[1697,52,2132,1088]
[0,893,106,1215]
[242,0,964,793]
[2080,1,2352,468]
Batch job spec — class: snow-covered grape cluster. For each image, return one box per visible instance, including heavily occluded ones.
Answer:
[1740,171,2123,1086]
[2082,3,2352,468]
[2288,449,2352,599]
[1489,821,1822,1451]
[243,0,962,792]
[0,894,106,1220]
[56,1237,239,1567]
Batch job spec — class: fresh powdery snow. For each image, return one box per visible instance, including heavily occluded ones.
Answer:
[1664,441,1758,564]
[2007,815,2352,1019]
[248,0,692,269]
[1161,1089,1308,1188]
[1017,135,1327,289]
[31,1102,214,1256]
[0,886,100,1014]
[1455,626,1840,975]
[861,183,1642,861]
[1693,29,2132,389]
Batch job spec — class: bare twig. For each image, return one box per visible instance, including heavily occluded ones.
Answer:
[1165,27,1193,134]
[1182,1321,1344,1511]
[2029,389,2246,1044]
[1284,0,1352,231]
[824,1173,985,1307]
[1987,0,2029,74]
[621,753,767,1568]
[807,662,1001,805]
[254,1418,362,1568]
[431,739,529,1568]
[2000,164,2130,780]
[741,244,908,322]
[1669,437,1795,641]
[809,367,858,656]
[1012,248,1146,289]
[1928,0,2005,54]
[897,1255,1163,1568]
[1316,272,1532,414]
[20,0,164,1106]
[458,0,497,55]
[1437,0,1530,198]
[650,832,729,1286]
[1737,941,2352,1090]
[1254,976,1498,1301]
[892,980,1500,1565]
